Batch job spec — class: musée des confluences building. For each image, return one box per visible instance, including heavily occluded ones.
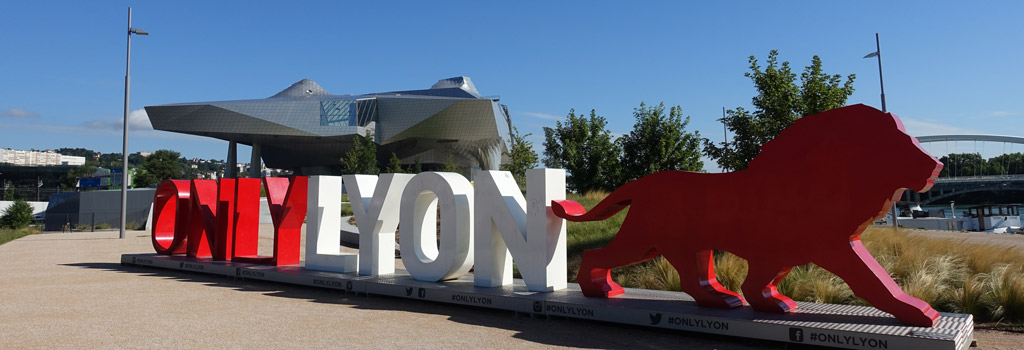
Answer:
[145,76,512,177]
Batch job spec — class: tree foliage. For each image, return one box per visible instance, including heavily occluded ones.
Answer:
[500,126,538,184]
[0,199,33,229]
[409,157,423,174]
[441,153,462,174]
[619,102,703,182]
[543,109,621,193]
[63,164,98,189]
[54,147,98,162]
[340,134,379,175]
[384,152,404,174]
[939,152,1024,177]
[134,150,183,188]
[704,50,856,171]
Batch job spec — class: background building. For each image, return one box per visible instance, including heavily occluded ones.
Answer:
[0,149,85,166]
[146,76,512,177]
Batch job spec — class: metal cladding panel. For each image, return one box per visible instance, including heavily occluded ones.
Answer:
[147,104,315,138]
[214,100,323,133]
[375,98,461,141]
[384,100,501,143]
[491,101,510,139]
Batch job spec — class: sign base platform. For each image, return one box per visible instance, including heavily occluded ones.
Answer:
[121,253,973,350]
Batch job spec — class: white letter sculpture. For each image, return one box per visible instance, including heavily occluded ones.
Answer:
[474,169,567,291]
[400,172,474,282]
[345,173,413,276]
[305,175,357,273]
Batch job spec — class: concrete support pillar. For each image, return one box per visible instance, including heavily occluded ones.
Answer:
[249,142,262,178]
[226,141,237,179]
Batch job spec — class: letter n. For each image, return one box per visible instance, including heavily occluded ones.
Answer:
[474,169,566,291]
[187,180,218,258]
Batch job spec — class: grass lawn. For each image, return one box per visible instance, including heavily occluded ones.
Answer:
[0,226,39,246]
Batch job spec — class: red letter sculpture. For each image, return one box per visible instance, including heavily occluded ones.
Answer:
[233,176,308,266]
[230,178,262,260]
[552,104,942,327]
[152,180,191,255]
[152,177,307,266]
[187,180,218,258]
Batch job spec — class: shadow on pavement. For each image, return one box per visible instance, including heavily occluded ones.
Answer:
[64,262,799,350]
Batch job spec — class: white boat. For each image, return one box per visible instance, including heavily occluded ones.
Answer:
[879,203,1022,233]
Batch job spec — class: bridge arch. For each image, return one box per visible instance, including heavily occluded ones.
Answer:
[920,183,1024,205]
[916,135,1024,145]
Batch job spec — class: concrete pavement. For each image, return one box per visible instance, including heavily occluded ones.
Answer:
[0,228,779,349]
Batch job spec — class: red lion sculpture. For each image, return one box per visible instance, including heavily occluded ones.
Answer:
[552,104,943,327]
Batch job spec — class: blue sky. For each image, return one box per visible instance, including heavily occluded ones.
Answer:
[1,1,1022,172]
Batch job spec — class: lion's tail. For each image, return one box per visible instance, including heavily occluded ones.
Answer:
[551,184,635,222]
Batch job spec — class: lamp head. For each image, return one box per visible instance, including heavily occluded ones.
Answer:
[130,28,148,35]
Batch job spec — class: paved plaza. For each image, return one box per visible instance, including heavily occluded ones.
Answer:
[0,227,1021,349]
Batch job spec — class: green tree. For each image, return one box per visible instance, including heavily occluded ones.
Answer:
[940,153,987,177]
[441,153,462,174]
[134,150,183,188]
[409,157,423,174]
[384,153,404,174]
[500,126,538,184]
[619,102,703,182]
[55,147,98,162]
[704,50,856,171]
[127,152,145,167]
[340,133,379,175]
[988,153,1024,175]
[0,199,33,229]
[543,109,621,193]
[97,153,122,169]
[63,164,98,189]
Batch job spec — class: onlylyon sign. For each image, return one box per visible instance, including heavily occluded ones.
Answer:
[151,169,568,292]
[151,105,950,330]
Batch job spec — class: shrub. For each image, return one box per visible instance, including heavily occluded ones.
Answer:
[0,199,33,229]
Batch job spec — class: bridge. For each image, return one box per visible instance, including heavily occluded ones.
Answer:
[907,134,1024,205]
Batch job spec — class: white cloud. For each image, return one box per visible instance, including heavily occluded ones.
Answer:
[899,117,981,136]
[83,109,153,131]
[989,110,1018,117]
[521,111,562,120]
[1,108,39,118]
[0,109,212,143]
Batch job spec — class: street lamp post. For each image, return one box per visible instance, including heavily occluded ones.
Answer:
[864,33,897,228]
[120,7,148,239]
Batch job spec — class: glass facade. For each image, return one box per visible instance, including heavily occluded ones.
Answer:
[320,99,356,126]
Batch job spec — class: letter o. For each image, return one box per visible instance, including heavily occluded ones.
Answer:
[399,172,474,281]
[151,179,192,254]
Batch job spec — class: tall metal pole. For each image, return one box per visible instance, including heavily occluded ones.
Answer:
[875,33,887,113]
[120,7,133,239]
[874,32,898,228]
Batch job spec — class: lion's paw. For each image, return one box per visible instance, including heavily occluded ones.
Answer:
[580,280,624,298]
[897,305,940,327]
[748,295,798,313]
